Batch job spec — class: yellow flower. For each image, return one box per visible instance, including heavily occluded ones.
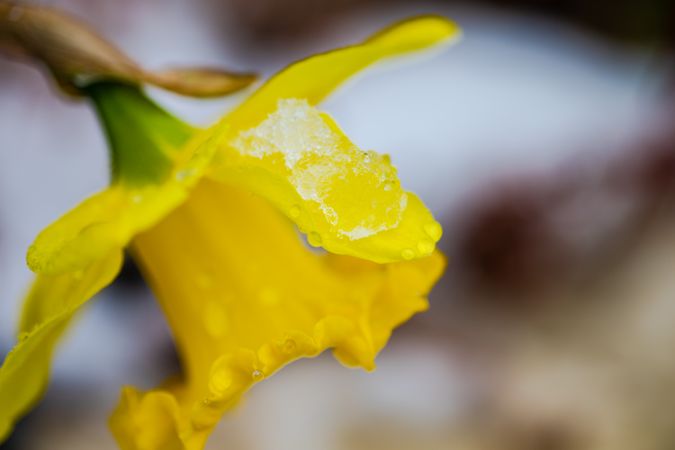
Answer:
[0,16,459,449]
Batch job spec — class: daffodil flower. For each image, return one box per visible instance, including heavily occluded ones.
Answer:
[0,16,459,450]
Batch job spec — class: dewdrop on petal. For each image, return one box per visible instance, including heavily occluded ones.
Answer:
[232,99,408,241]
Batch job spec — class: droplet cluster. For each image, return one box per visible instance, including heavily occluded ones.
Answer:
[232,99,408,241]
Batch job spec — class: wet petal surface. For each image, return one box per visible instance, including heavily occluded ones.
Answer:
[112,180,444,449]
[0,251,123,442]
[206,16,458,263]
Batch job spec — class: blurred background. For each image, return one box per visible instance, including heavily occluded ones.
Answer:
[1,0,675,449]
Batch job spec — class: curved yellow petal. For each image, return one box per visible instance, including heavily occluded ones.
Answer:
[28,17,457,274]
[111,386,184,450]
[227,15,461,130]
[0,250,122,443]
[27,130,214,275]
[210,98,443,263]
[111,179,445,449]
[206,16,456,263]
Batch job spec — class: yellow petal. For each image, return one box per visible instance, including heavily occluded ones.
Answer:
[226,15,461,130]
[27,131,214,275]
[210,98,443,263]
[28,17,457,274]
[206,16,456,263]
[110,387,184,450]
[111,179,444,449]
[0,250,122,443]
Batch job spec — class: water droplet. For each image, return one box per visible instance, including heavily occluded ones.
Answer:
[383,181,395,192]
[401,248,415,260]
[417,239,434,255]
[258,288,279,306]
[209,369,232,395]
[423,221,442,241]
[131,194,143,204]
[289,205,301,218]
[282,338,297,354]
[251,369,265,381]
[202,300,228,338]
[308,232,322,247]
[175,168,195,181]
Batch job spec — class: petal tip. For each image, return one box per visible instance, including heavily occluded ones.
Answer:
[369,15,462,52]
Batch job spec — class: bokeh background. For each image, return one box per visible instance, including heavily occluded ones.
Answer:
[1,0,675,449]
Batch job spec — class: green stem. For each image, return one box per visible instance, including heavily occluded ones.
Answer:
[85,82,194,186]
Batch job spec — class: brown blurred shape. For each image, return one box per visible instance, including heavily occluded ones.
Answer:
[0,2,256,97]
